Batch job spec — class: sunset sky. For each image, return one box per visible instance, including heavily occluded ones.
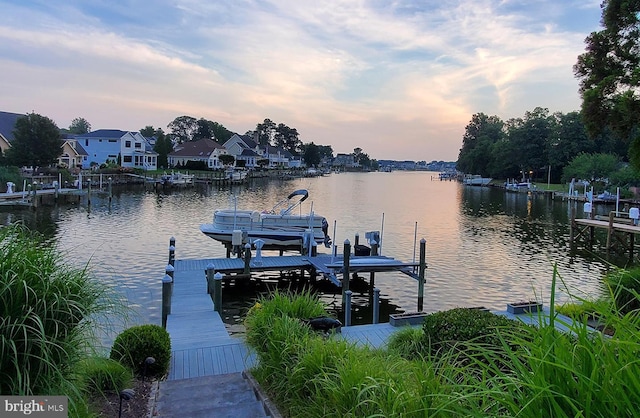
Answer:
[0,1,603,161]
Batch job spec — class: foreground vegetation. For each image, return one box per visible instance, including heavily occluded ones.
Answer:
[245,273,640,417]
[0,224,170,416]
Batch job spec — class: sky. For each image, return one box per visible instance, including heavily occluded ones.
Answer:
[0,0,603,161]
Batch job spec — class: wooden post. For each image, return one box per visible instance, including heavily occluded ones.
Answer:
[87,179,92,208]
[161,274,173,329]
[342,239,351,306]
[165,264,174,280]
[418,238,426,312]
[213,272,223,313]
[344,290,352,327]
[372,287,380,324]
[108,177,113,206]
[168,237,176,266]
[243,243,251,275]
[206,264,216,297]
[606,211,615,254]
[354,233,359,246]
[369,239,378,289]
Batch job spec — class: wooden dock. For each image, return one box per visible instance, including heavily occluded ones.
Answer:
[164,250,593,382]
[164,248,423,381]
[570,211,640,259]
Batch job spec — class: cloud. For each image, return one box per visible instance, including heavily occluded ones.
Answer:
[0,0,602,160]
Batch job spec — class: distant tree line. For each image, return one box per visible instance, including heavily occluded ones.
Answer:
[459,1,640,188]
[456,108,628,183]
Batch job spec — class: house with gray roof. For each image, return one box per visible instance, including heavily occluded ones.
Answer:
[168,138,228,169]
[73,129,157,170]
[0,111,24,154]
[222,134,262,168]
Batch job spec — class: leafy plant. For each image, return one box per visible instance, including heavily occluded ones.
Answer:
[0,224,117,396]
[110,324,171,377]
[421,307,527,357]
[603,267,640,315]
[78,357,133,395]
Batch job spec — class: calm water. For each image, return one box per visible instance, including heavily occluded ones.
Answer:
[1,171,617,334]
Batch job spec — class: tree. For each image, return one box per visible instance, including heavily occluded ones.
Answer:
[193,119,233,143]
[68,117,91,134]
[5,113,63,168]
[302,142,320,167]
[574,0,640,169]
[507,107,554,180]
[167,116,197,144]
[255,119,276,146]
[274,123,301,154]
[147,127,172,169]
[562,153,620,184]
[457,113,504,177]
[139,125,156,137]
[219,154,235,166]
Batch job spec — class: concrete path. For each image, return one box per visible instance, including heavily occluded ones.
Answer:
[153,372,277,417]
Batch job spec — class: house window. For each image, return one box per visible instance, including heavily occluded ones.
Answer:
[109,139,117,143]
[135,142,142,149]
[123,156,132,163]
[125,141,131,148]
[85,140,89,147]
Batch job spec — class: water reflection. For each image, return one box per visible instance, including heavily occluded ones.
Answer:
[0,172,627,333]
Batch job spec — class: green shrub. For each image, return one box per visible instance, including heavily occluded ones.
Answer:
[110,324,171,377]
[244,289,328,357]
[78,357,133,395]
[603,267,640,315]
[387,327,426,360]
[0,224,118,396]
[421,308,526,357]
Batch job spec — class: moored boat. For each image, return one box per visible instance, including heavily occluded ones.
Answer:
[200,189,331,251]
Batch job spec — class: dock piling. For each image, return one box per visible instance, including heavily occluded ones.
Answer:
[161,274,173,329]
[342,239,351,306]
[206,264,216,296]
[344,290,353,327]
[372,287,380,324]
[169,237,175,266]
[213,272,223,313]
[418,239,426,312]
[243,244,251,275]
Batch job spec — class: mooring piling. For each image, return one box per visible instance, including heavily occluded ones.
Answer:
[161,274,173,329]
[418,238,426,312]
[342,239,351,306]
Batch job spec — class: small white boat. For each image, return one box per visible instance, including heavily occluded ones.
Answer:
[462,175,492,186]
[200,189,331,250]
[161,171,194,186]
[226,169,247,183]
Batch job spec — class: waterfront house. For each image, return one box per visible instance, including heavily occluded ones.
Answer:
[73,130,158,170]
[168,138,228,169]
[222,134,261,168]
[0,111,24,155]
[332,153,358,169]
[59,137,88,169]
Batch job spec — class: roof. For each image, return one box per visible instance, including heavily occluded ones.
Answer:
[239,148,259,157]
[239,134,258,149]
[169,138,223,158]
[0,111,25,143]
[76,129,130,138]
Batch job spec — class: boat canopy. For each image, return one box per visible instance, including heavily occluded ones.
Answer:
[272,189,309,215]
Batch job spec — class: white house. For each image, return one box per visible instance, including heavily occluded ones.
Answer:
[168,138,228,169]
[73,129,158,170]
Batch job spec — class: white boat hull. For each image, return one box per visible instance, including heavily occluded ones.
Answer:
[200,209,329,249]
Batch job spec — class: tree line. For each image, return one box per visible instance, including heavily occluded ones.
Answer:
[459,1,640,188]
[2,113,383,171]
[456,108,629,183]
